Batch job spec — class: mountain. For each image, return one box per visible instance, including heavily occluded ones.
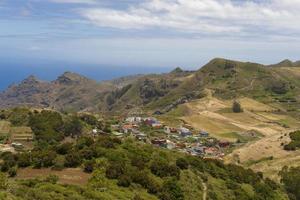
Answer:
[268,59,300,68]
[0,58,299,115]
[0,72,115,112]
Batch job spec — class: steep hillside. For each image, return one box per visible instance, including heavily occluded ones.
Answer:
[0,72,114,112]
[0,58,299,116]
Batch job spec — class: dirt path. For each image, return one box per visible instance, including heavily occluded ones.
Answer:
[202,182,207,200]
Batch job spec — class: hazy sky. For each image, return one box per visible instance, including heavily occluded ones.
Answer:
[1,0,300,71]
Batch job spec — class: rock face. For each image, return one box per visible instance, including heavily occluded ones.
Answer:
[0,72,114,112]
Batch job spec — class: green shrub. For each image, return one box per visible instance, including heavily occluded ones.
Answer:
[232,100,243,113]
[8,166,17,177]
[0,173,8,190]
[64,151,82,167]
[117,174,132,187]
[176,158,189,170]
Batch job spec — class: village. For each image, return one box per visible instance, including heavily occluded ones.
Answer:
[93,116,232,160]
[0,115,232,160]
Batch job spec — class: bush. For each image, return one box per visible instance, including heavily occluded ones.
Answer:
[29,110,64,142]
[105,162,125,179]
[45,174,59,184]
[56,142,73,155]
[17,153,31,168]
[159,178,184,200]
[64,116,83,137]
[132,194,144,200]
[83,160,95,173]
[176,158,189,170]
[0,173,8,190]
[8,166,17,177]
[52,156,65,171]
[117,174,132,187]
[280,166,300,200]
[32,150,57,168]
[150,160,180,178]
[64,151,82,167]
[76,136,94,150]
[284,143,297,151]
[232,100,243,113]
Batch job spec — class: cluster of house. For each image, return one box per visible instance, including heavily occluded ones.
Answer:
[91,116,231,160]
[0,142,24,153]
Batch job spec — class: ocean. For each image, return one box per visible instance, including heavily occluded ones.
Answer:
[0,62,173,91]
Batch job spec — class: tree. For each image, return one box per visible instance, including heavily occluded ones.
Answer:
[64,116,83,137]
[232,100,243,113]
[159,178,184,200]
[117,174,132,187]
[29,110,64,141]
[8,166,17,177]
[280,166,300,200]
[17,152,31,167]
[84,160,95,173]
[56,142,73,155]
[64,151,82,167]
[176,158,189,170]
[0,172,8,190]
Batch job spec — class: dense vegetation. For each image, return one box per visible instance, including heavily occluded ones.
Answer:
[283,130,300,151]
[0,108,292,199]
[280,166,300,200]
[0,135,288,199]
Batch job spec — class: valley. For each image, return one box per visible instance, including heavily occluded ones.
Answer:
[0,58,300,199]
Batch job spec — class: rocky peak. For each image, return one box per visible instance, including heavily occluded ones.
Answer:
[171,67,184,74]
[55,71,91,85]
[278,59,293,67]
[21,75,40,85]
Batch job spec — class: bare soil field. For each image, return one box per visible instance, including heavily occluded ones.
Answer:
[224,129,300,181]
[15,168,91,185]
[182,97,290,140]
[180,95,300,180]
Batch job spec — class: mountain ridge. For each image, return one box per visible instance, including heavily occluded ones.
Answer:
[1,58,299,114]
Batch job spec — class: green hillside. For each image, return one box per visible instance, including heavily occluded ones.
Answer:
[0,107,293,200]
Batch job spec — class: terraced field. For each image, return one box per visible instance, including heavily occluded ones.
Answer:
[163,94,300,180]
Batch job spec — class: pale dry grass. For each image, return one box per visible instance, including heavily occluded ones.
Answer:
[0,121,11,134]
[16,168,91,185]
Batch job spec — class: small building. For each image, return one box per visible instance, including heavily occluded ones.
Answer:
[199,131,209,137]
[143,117,158,126]
[112,132,124,138]
[12,142,24,150]
[92,129,98,134]
[151,138,167,147]
[136,133,147,141]
[125,117,142,123]
[205,147,219,156]
[219,140,230,148]
[192,146,206,155]
[164,126,177,134]
[125,117,136,123]
[178,127,192,137]
[122,124,134,134]
[152,123,163,129]
[166,140,176,149]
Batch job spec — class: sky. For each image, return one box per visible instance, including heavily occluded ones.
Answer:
[1,0,300,89]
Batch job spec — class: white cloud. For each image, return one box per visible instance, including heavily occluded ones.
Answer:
[79,0,300,38]
[49,0,97,4]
